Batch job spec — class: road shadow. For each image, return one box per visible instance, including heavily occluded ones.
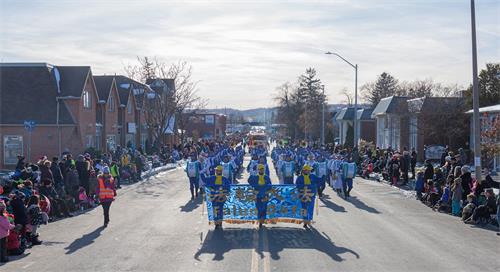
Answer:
[64,226,105,254]
[194,228,254,261]
[320,198,346,213]
[194,226,359,262]
[0,252,31,266]
[347,196,381,214]
[42,241,66,247]
[179,197,203,212]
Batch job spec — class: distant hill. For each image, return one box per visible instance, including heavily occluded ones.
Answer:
[202,104,356,122]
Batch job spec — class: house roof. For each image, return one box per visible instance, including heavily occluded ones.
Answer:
[93,75,115,102]
[465,104,500,114]
[146,78,175,92]
[408,96,464,114]
[335,107,355,121]
[0,64,74,125]
[357,108,374,120]
[114,75,149,107]
[371,96,410,118]
[114,76,134,106]
[57,66,91,97]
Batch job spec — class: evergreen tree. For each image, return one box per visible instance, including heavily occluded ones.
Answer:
[364,72,399,106]
[464,63,500,108]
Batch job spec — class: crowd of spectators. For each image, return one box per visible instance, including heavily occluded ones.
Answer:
[346,144,500,231]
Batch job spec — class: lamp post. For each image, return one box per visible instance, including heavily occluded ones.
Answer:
[470,0,481,181]
[325,51,358,147]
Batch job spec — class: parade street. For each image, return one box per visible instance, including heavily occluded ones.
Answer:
[0,155,497,272]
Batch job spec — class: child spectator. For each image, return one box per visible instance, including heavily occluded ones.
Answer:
[20,180,34,199]
[26,195,44,246]
[466,188,497,225]
[433,181,451,213]
[451,177,463,216]
[415,171,425,200]
[78,186,93,210]
[462,194,476,222]
[0,200,15,263]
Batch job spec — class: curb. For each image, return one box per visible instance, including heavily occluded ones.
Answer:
[141,162,183,179]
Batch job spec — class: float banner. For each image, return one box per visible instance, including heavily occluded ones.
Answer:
[204,184,316,224]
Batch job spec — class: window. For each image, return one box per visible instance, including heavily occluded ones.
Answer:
[85,135,94,148]
[108,94,114,112]
[127,100,132,114]
[83,90,91,109]
[205,115,214,124]
[3,135,23,165]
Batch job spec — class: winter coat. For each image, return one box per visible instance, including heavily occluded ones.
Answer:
[0,215,14,239]
[40,185,58,200]
[460,172,473,200]
[76,160,90,184]
[50,163,64,187]
[27,204,43,226]
[64,169,80,191]
[415,176,425,192]
[40,164,54,184]
[424,163,434,181]
[10,198,28,225]
[451,179,463,201]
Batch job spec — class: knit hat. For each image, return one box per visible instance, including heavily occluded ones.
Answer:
[258,164,265,170]
[102,166,110,174]
[461,165,470,173]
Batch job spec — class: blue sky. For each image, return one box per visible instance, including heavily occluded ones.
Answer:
[1,0,498,109]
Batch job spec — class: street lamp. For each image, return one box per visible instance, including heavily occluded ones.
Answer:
[325,51,358,147]
[470,0,481,181]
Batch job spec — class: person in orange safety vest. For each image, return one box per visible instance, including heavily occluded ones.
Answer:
[96,166,116,227]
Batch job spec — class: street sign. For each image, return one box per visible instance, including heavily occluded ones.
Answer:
[24,120,36,132]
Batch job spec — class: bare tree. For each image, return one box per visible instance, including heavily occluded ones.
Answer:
[340,87,353,106]
[125,57,207,145]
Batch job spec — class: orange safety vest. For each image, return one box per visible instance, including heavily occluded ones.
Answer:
[98,175,115,200]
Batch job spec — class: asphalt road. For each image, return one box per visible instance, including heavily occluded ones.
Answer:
[2,157,499,272]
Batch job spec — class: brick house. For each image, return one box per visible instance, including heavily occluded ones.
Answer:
[183,113,227,140]
[372,95,467,161]
[94,75,120,152]
[0,63,99,169]
[407,96,466,161]
[114,76,151,151]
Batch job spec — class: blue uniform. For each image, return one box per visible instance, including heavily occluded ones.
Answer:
[295,174,319,221]
[202,175,231,223]
[186,160,201,197]
[248,174,272,220]
[281,161,295,184]
[341,162,357,198]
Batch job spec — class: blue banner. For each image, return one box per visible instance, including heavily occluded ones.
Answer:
[204,184,317,224]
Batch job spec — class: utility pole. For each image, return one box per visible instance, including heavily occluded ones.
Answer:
[321,85,325,145]
[470,0,482,181]
[354,64,358,148]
